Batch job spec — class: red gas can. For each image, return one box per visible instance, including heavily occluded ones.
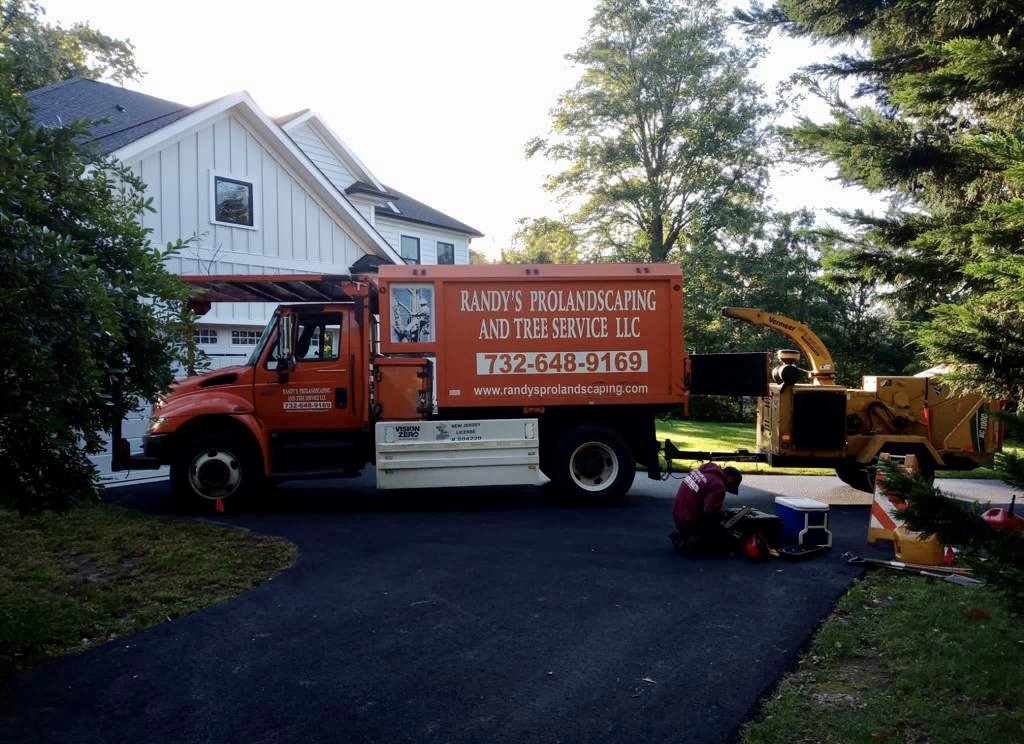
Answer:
[982,495,1024,532]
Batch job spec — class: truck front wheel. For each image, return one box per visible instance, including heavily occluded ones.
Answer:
[170,431,263,512]
[551,424,635,505]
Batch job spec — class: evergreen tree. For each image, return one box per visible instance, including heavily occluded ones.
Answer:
[744,1,1024,595]
[740,1,1024,405]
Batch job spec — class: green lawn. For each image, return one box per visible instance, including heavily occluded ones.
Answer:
[742,572,1024,744]
[0,503,296,679]
[656,418,1019,479]
[656,419,834,475]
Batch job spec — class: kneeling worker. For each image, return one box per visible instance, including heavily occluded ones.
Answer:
[671,463,743,557]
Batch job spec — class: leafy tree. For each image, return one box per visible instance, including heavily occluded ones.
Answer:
[686,210,914,384]
[501,217,580,264]
[0,69,187,514]
[468,248,491,265]
[527,0,775,262]
[1,0,141,91]
[740,1,1024,406]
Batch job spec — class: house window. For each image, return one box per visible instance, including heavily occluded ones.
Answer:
[231,330,262,345]
[193,328,218,345]
[212,174,255,227]
[400,235,420,264]
[437,241,455,265]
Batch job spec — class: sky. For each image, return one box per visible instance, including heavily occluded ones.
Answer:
[42,0,881,259]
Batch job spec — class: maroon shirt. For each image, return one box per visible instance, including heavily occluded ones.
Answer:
[672,463,728,524]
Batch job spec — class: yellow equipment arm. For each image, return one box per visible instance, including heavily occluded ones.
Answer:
[721,307,837,385]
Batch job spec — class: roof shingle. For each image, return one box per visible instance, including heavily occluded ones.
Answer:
[27,77,194,154]
[377,186,483,237]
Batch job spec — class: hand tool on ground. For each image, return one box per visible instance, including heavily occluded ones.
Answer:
[778,544,829,561]
[843,552,973,576]
[722,505,753,529]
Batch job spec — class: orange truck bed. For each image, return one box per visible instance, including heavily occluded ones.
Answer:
[377,263,688,409]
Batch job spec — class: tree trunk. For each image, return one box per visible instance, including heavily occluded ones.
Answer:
[648,214,666,262]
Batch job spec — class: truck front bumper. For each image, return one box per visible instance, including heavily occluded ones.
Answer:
[109,433,166,472]
[142,433,172,465]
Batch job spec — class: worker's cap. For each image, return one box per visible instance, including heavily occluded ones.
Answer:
[723,466,743,494]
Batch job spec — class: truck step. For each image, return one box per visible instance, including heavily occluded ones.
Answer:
[270,468,363,481]
[276,439,355,451]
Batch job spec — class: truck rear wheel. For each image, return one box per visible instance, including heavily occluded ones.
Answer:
[835,463,873,493]
[170,431,263,512]
[870,444,938,486]
[550,424,635,505]
[837,444,939,495]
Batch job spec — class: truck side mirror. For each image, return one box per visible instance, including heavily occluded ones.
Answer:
[275,313,296,379]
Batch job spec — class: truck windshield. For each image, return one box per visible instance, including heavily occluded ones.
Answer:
[246,311,278,366]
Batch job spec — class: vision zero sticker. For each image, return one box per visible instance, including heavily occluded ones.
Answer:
[283,386,332,410]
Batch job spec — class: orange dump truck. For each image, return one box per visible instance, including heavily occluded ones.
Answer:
[115,264,689,508]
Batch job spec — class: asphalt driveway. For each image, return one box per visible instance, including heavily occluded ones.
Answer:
[2,474,880,744]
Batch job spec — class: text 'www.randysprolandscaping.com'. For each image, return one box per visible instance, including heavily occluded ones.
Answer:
[472,383,649,397]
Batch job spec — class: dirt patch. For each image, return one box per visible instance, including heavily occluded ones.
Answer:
[810,656,889,710]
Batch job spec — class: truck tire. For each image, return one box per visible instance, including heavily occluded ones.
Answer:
[835,463,873,493]
[170,430,263,512]
[550,424,635,505]
[871,443,938,484]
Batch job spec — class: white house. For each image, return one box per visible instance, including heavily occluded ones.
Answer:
[27,77,483,479]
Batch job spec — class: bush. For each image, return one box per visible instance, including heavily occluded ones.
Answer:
[0,67,188,514]
[686,396,757,423]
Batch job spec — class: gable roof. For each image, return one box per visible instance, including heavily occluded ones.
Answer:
[279,113,482,239]
[26,77,196,154]
[26,78,482,249]
[377,186,484,238]
[279,112,389,195]
[27,79,404,265]
[273,109,310,127]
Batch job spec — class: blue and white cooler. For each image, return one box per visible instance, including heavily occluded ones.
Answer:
[774,496,832,547]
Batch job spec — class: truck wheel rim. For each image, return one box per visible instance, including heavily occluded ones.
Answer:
[189,449,241,500]
[569,441,618,492]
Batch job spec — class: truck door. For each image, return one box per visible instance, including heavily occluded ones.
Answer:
[253,307,362,434]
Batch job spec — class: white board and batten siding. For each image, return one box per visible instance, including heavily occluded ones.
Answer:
[127,111,367,329]
[375,217,470,265]
[101,112,372,484]
[128,111,372,374]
